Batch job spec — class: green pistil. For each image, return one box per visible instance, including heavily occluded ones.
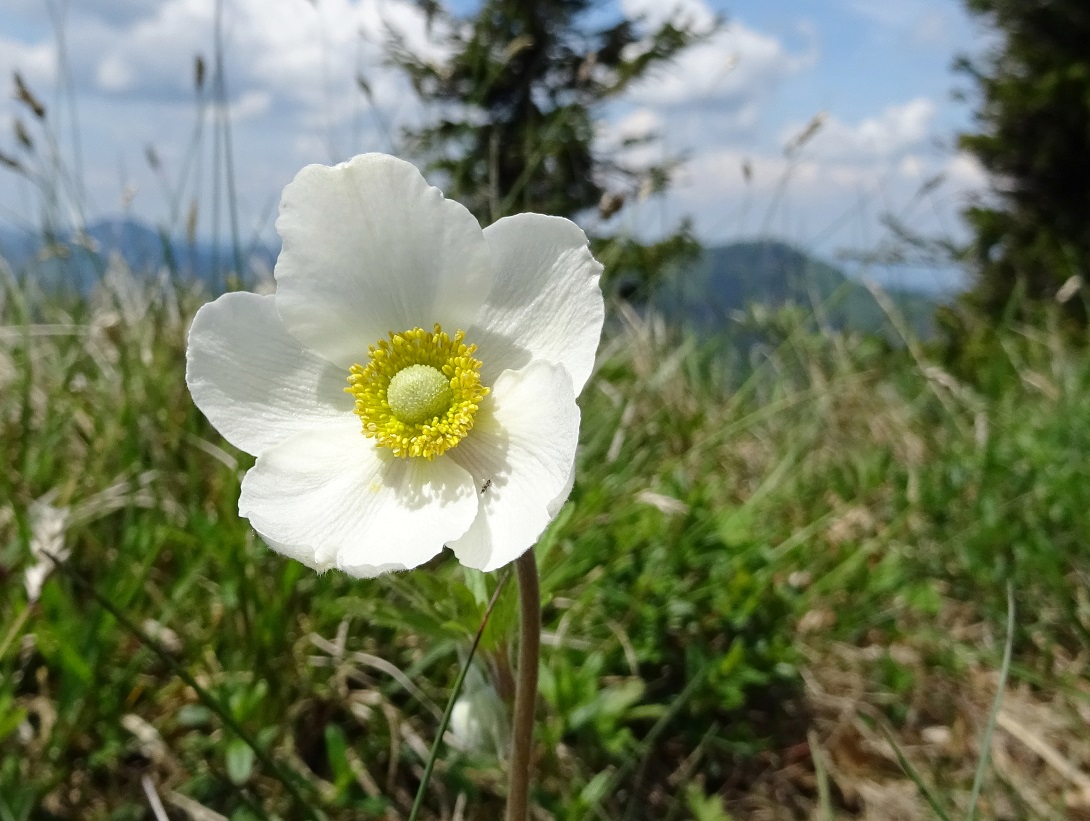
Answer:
[386,364,453,425]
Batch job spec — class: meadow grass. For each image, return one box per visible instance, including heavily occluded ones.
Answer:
[1,258,1089,821]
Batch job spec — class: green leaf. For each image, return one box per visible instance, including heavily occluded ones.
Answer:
[461,567,488,606]
[175,704,212,728]
[225,737,255,786]
[686,784,733,821]
[324,724,353,792]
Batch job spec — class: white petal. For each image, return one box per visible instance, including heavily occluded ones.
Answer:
[185,291,353,456]
[548,462,577,517]
[447,361,580,572]
[238,421,478,578]
[252,532,339,574]
[274,154,493,369]
[471,214,604,395]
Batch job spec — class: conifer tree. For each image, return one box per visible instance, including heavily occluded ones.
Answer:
[387,0,713,293]
[958,0,1090,319]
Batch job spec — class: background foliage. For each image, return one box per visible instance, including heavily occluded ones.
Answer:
[388,0,709,296]
[957,0,1090,321]
[2,265,1089,819]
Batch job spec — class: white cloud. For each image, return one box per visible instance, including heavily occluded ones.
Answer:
[219,89,273,123]
[4,0,436,114]
[790,98,937,163]
[95,53,135,93]
[0,0,435,235]
[912,11,950,46]
[606,8,819,168]
[600,107,665,149]
[627,17,816,112]
[840,0,956,46]
[617,89,988,256]
[899,154,925,178]
[945,152,988,191]
[0,34,54,91]
[0,34,55,165]
[74,0,162,27]
[619,0,717,32]
[597,106,666,170]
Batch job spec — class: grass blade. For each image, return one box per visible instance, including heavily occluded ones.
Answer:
[808,730,834,821]
[869,714,952,821]
[407,570,510,821]
[966,583,1015,821]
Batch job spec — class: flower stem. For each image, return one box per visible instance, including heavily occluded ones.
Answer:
[505,548,541,821]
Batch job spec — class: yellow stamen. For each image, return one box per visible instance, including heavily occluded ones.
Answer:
[345,324,488,459]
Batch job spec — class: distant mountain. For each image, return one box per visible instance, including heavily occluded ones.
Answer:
[0,224,39,267]
[0,222,940,340]
[654,240,939,338]
[0,218,275,291]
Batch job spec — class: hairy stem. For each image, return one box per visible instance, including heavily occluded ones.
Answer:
[505,548,542,821]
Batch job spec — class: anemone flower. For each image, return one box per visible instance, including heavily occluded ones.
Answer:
[186,153,603,578]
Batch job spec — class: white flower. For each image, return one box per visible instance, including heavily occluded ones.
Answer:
[186,153,604,577]
[25,500,70,604]
[449,670,510,758]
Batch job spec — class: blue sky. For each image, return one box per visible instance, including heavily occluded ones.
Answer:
[0,0,991,289]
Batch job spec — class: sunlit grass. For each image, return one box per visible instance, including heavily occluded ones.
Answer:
[1,259,1088,820]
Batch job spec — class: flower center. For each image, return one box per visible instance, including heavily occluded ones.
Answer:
[386,364,453,425]
[346,325,488,459]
